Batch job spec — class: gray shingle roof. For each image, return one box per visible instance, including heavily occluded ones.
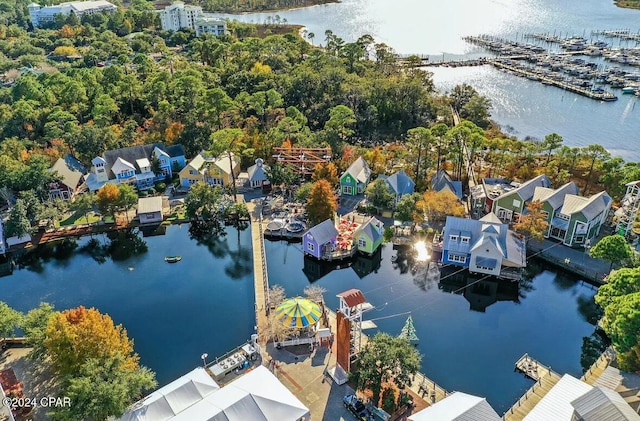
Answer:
[571,386,640,421]
[50,156,84,190]
[386,170,415,196]
[305,219,338,245]
[343,157,371,184]
[355,217,383,243]
[431,169,462,199]
[248,158,269,182]
[103,143,184,178]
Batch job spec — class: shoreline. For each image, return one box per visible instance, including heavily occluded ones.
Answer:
[613,0,640,10]
[208,0,339,15]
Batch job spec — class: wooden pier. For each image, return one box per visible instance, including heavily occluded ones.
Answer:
[247,200,270,336]
[503,354,562,421]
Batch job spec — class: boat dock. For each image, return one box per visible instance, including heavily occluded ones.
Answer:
[503,354,562,421]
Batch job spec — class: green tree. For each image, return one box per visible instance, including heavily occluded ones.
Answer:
[71,193,98,226]
[0,302,22,340]
[589,235,633,271]
[351,332,421,405]
[599,293,640,371]
[406,127,432,189]
[595,267,640,309]
[294,183,313,203]
[324,105,355,148]
[5,199,32,238]
[306,180,337,226]
[21,302,55,360]
[52,354,157,421]
[185,182,223,221]
[268,162,297,188]
[394,193,420,222]
[540,133,563,166]
[460,94,491,128]
[118,184,138,223]
[450,83,477,112]
[366,178,395,211]
[209,128,249,203]
[513,200,549,243]
[582,144,610,195]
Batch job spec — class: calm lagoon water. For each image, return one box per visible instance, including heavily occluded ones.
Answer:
[0,225,254,387]
[264,240,599,413]
[223,0,640,160]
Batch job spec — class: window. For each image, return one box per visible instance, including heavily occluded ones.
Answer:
[476,265,494,271]
[308,243,315,252]
[449,235,458,242]
[575,235,584,243]
[344,186,352,194]
[512,199,521,208]
[190,170,198,175]
[358,238,366,248]
[449,254,467,263]
[461,237,470,244]
[541,210,549,219]
[557,213,569,220]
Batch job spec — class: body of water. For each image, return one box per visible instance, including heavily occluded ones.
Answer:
[264,240,599,413]
[223,0,640,161]
[0,225,254,386]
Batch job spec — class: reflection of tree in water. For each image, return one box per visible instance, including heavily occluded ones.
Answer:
[576,293,602,325]
[190,222,252,280]
[580,327,611,372]
[16,239,79,272]
[78,230,148,262]
[412,262,441,291]
[106,229,148,261]
[518,259,542,301]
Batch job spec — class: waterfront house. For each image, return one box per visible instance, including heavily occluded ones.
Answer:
[246,158,269,189]
[409,391,501,421]
[381,170,415,205]
[615,180,640,237]
[431,169,463,200]
[179,152,240,189]
[137,196,163,224]
[48,155,86,201]
[441,213,526,279]
[522,373,640,421]
[533,184,611,247]
[86,144,185,192]
[303,219,338,259]
[340,157,371,196]
[117,365,310,420]
[490,174,552,222]
[354,217,384,255]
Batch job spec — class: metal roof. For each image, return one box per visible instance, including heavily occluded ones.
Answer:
[137,197,163,214]
[305,219,338,245]
[533,182,579,210]
[409,392,501,421]
[247,159,269,182]
[355,218,383,243]
[343,157,371,184]
[336,289,367,307]
[523,374,593,421]
[50,157,84,190]
[560,191,612,220]
[431,169,462,199]
[571,386,640,421]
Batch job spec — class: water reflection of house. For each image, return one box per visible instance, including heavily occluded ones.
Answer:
[351,248,382,279]
[302,256,350,282]
[439,269,520,312]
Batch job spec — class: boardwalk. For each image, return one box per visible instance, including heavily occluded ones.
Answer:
[246,200,269,336]
[503,354,562,421]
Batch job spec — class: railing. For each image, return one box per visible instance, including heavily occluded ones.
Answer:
[503,377,543,418]
[257,206,270,314]
[414,371,449,403]
[581,346,615,383]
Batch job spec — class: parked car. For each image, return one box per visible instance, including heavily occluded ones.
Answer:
[343,394,373,420]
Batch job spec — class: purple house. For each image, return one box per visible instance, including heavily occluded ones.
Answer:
[303,219,338,259]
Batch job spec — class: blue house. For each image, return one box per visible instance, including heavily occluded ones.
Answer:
[382,170,415,205]
[303,219,338,259]
[86,143,185,191]
[431,169,463,200]
[441,213,526,279]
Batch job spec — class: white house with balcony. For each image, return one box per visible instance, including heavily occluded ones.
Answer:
[158,1,227,35]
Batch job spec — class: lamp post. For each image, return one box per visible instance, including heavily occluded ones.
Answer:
[201,353,208,368]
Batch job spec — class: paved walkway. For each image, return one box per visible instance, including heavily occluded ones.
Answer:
[246,200,269,335]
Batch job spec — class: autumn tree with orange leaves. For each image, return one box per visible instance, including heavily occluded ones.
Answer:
[44,306,156,420]
[415,190,465,223]
[307,180,337,225]
[311,162,338,186]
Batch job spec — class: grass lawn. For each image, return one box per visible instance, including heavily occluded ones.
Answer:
[59,211,101,227]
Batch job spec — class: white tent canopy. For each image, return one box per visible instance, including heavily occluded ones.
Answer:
[118,366,309,421]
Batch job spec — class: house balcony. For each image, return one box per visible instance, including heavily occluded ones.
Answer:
[320,247,357,262]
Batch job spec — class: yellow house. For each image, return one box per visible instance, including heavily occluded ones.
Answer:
[179,152,240,188]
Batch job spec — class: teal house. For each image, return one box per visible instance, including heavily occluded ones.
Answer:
[533,183,612,247]
[340,157,371,196]
[354,217,384,255]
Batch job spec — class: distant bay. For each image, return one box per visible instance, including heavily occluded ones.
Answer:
[222,0,640,161]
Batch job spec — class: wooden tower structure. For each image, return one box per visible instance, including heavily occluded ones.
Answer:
[272,147,332,176]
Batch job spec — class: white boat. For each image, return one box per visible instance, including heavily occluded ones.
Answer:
[622,86,638,94]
